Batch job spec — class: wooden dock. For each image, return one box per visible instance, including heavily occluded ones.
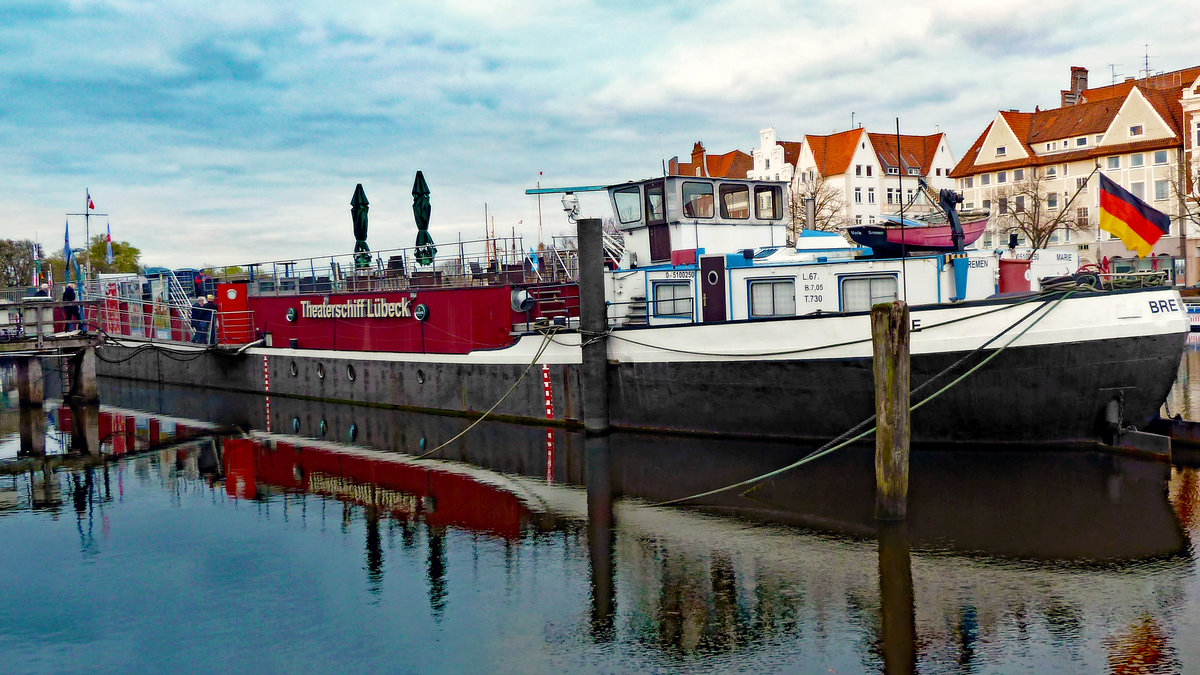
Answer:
[0,298,101,407]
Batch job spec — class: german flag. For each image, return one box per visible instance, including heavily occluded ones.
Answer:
[1099,173,1170,257]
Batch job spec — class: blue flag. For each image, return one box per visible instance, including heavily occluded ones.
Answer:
[63,219,71,262]
[105,222,114,265]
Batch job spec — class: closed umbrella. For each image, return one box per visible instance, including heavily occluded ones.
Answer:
[412,171,436,266]
[351,183,370,269]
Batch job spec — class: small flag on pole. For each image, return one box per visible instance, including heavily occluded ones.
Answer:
[1099,173,1170,257]
[31,243,38,286]
[87,192,95,211]
[105,222,114,265]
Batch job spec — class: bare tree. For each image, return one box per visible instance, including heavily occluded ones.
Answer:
[788,174,846,244]
[993,167,1091,250]
[0,239,37,287]
[1169,159,1200,234]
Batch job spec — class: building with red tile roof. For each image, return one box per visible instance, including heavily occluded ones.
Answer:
[951,65,1200,280]
[668,141,752,179]
[783,127,955,228]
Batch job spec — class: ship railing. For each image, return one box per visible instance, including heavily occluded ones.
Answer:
[75,291,258,347]
[209,236,583,297]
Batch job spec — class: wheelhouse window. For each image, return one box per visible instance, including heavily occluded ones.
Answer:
[652,281,693,318]
[719,184,750,219]
[749,279,795,318]
[754,185,782,220]
[645,181,666,225]
[614,186,641,224]
[681,181,714,218]
[840,275,898,313]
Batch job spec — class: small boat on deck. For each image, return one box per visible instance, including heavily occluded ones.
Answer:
[846,209,989,256]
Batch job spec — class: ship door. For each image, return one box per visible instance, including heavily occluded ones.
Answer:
[645,180,671,263]
[699,255,727,322]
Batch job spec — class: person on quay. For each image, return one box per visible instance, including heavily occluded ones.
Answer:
[62,283,81,332]
[33,283,49,297]
[190,296,208,343]
[203,294,219,345]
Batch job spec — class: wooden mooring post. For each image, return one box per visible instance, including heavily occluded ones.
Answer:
[872,301,910,520]
[577,217,610,435]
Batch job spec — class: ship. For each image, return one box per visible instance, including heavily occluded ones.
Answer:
[85,174,1188,447]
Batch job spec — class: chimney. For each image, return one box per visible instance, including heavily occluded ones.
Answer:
[1061,66,1089,106]
[691,142,706,177]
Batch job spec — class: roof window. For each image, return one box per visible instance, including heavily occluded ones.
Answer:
[1129,124,1143,137]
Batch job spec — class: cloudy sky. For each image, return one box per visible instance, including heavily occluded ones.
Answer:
[1,0,1197,268]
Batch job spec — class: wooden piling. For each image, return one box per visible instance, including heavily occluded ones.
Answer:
[872,300,910,521]
[577,217,610,434]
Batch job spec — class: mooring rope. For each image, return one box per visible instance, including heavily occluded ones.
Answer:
[650,289,1077,507]
[413,326,561,460]
[593,288,1071,359]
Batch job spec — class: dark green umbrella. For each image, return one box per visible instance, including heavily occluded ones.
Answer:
[351,183,370,268]
[412,171,436,266]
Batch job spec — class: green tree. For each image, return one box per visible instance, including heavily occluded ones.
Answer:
[43,234,141,278]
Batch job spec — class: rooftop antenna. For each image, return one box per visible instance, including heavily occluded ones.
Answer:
[1142,43,1152,79]
[851,111,855,130]
[1107,63,1122,85]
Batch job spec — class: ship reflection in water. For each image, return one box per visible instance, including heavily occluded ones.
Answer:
[0,374,1196,673]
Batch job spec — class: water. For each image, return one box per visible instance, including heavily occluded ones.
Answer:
[0,356,1198,673]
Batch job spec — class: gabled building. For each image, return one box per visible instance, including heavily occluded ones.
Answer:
[747,128,803,182]
[951,64,1200,280]
[668,141,752,179]
[788,127,956,227]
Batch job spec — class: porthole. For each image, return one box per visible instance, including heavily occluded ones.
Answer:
[289,361,298,377]
[291,417,300,433]
[706,270,719,285]
[319,419,327,436]
[316,363,325,379]
[416,369,425,384]
[346,364,356,381]
[348,424,358,442]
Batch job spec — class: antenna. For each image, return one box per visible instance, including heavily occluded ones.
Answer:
[850,111,855,130]
[1142,43,1151,79]
[1107,63,1121,85]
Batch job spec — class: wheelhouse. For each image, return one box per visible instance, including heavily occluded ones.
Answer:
[608,176,788,266]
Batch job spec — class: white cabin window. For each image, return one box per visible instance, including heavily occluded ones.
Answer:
[613,186,642,224]
[840,275,898,313]
[652,281,693,318]
[681,181,714,219]
[754,186,782,220]
[749,279,795,318]
[719,185,750,219]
